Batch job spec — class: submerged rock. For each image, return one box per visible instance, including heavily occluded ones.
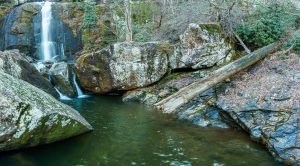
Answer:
[169,23,233,70]
[217,53,300,165]
[0,50,58,98]
[49,62,77,97]
[0,71,92,152]
[75,42,170,94]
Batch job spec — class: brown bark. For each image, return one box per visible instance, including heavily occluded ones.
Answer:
[154,42,282,113]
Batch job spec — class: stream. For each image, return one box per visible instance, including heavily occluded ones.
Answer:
[0,96,283,166]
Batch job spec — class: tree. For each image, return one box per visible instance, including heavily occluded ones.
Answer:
[124,0,133,41]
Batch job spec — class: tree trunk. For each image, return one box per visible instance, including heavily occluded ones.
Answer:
[124,0,133,41]
[154,42,282,113]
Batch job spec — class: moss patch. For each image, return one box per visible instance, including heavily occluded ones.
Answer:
[199,23,223,34]
[0,4,13,20]
[56,3,116,51]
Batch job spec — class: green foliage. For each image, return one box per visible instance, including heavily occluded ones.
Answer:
[284,34,300,53]
[132,1,156,25]
[82,0,97,29]
[236,3,299,49]
[133,24,151,42]
[294,37,300,53]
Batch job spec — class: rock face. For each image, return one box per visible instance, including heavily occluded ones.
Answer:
[0,2,82,59]
[123,70,232,128]
[217,53,300,165]
[0,71,92,152]
[54,3,115,52]
[0,3,41,54]
[0,50,59,98]
[75,42,170,94]
[169,23,233,70]
[49,62,77,97]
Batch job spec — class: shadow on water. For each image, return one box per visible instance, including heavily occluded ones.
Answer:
[0,96,284,166]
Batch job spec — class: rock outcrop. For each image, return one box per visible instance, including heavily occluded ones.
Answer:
[49,62,77,97]
[75,42,170,94]
[123,69,232,128]
[169,23,233,70]
[0,50,58,98]
[217,53,300,165]
[0,3,41,54]
[0,70,92,152]
[0,2,82,59]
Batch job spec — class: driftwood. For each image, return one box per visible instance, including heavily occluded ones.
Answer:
[154,42,282,113]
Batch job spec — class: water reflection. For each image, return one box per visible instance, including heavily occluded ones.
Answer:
[0,96,283,166]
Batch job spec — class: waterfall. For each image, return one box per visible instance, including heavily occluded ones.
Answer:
[73,74,89,98]
[60,43,66,60]
[54,88,72,100]
[41,1,55,62]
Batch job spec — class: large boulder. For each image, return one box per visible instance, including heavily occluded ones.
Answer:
[217,53,300,165]
[49,62,77,97]
[0,71,92,152]
[170,23,233,70]
[0,50,59,98]
[75,42,170,94]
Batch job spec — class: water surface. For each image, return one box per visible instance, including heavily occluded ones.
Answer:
[0,96,283,166]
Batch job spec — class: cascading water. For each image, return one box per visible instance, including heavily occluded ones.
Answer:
[48,75,71,100]
[41,1,55,62]
[73,74,89,98]
[54,87,72,100]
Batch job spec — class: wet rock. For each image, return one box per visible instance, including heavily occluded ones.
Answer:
[1,3,41,54]
[217,101,300,165]
[217,53,300,165]
[49,62,77,97]
[0,2,82,59]
[33,61,51,78]
[177,89,231,128]
[0,50,58,98]
[293,72,300,82]
[169,23,233,70]
[122,70,230,128]
[122,89,159,105]
[0,71,92,152]
[75,42,170,94]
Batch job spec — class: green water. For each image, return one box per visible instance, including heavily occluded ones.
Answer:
[0,96,282,166]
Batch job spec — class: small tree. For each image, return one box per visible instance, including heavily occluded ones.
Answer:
[124,0,133,41]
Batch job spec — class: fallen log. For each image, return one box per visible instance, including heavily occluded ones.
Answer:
[154,42,282,113]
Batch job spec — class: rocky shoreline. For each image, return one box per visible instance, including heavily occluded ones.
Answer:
[0,1,299,165]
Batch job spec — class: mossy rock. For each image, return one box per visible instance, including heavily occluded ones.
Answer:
[0,4,13,19]
[10,3,40,35]
[0,71,92,152]
[199,23,223,34]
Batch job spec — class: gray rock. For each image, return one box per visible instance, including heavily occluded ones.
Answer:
[75,42,170,94]
[169,23,233,70]
[122,70,231,128]
[0,2,82,59]
[122,89,159,105]
[0,50,58,98]
[0,71,92,152]
[176,88,232,128]
[49,62,77,97]
[217,101,300,165]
